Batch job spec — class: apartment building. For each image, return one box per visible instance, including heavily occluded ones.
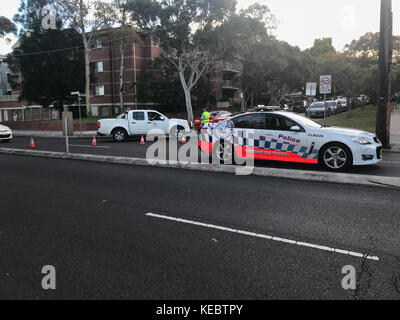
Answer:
[89,30,161,117]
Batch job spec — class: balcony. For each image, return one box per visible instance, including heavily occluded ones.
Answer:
[223,61,241,74]
[0,94,19,101]
[222,80,240,90]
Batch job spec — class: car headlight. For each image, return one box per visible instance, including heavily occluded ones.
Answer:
[351,136,371,145]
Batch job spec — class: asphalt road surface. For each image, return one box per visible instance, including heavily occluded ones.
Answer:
[0,154,400,299]
[2,136,400,177]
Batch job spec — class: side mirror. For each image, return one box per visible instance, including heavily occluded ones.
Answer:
[160,116,165,121]
[290,125,301,132]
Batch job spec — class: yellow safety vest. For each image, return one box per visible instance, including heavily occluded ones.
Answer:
[202,112,210,124]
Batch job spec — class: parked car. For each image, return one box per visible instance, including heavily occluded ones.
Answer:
[194,110,233,131]
[200,112,383,171]
[210,111,233,123]
[336,98,348,112]
[326,100,341,114]
[292,101,308,113]
[305,102,331,118]
[0,124,12,142]
[246,106,281,113]
[97,110,190,141]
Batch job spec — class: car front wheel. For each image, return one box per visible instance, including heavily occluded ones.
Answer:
[319,143,352,171]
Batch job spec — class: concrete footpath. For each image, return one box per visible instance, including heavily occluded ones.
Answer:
[1,147,400,190]
[13,130,97,138]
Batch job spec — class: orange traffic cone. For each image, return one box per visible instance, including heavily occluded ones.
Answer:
[140,136,145,145]
[181,134,186,144]
[29,137,36,148]
[92,136,97,146]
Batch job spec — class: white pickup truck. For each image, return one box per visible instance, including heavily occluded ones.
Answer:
[97,110,191,142]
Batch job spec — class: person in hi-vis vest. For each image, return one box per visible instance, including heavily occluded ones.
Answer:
[201,108,211,128]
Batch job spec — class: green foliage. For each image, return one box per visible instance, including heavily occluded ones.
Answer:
[307,38,336,57]
[6,28,85,109]
[0,16,16,37]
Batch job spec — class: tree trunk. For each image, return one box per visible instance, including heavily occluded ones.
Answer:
[119,40,125,113]
[82,33,91,117]
[184,89,194,127]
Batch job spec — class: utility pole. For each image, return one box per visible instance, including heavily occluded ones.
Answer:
[376,0,393,148]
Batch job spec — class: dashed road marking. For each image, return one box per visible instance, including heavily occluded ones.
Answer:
[146,212,380,262]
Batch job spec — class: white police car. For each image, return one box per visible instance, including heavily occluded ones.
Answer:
[199,112,382,171]
[0,124,12,142]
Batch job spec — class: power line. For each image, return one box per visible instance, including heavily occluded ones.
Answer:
[8,34,143,58]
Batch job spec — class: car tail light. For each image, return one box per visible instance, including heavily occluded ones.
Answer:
[97,121,101,129]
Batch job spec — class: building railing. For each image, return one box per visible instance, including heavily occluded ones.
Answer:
[223,61,242,73]
[222,80,240,89]
[0,94,19,101]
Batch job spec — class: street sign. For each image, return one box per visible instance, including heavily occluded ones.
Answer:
[320,75,332,94]
[306,82,317,96]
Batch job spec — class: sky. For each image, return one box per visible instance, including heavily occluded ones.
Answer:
[1,0,400,54]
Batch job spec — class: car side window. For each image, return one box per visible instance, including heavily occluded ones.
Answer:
[279,116,304,132]
[265,115,303,132]
[266,115,283,130]
[132,112,145,121]
[148,112,163,121]
[232,114,266,129]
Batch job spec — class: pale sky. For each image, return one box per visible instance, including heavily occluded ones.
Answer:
[1,0,400,54]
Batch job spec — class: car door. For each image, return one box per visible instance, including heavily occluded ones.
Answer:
[263,114,311,163]
[129,111,148,135]
[147,111,168,133]
[231,113,268,159]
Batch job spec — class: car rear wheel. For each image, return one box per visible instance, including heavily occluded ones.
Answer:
[170,126,185,140]
[112,128,128,142]
[320,143,352,171]
[212,140,235,164]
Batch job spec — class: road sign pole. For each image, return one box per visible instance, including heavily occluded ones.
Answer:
[324,93,327,127]
[78,93,82,137]
[65,116,70,154]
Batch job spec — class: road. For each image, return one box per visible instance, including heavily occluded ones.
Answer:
[0,154,400,299]
[2,136,400,177]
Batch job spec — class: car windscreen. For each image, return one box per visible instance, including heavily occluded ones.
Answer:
[310,103,324,108]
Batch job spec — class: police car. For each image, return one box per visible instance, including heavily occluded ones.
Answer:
[199,112,382,171]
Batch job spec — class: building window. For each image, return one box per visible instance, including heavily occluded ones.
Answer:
[101,106,110,116]
[93,39,102,49]
[94,61,103,73]
[94,85,105,96]
[92,106,99,117]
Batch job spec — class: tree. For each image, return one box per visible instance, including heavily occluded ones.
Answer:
[59,0,114,116]
[0,16,17,38]
[222,4,277,108]
[6,28,85,113]
[124,0,236,125]
[307,38,336,57]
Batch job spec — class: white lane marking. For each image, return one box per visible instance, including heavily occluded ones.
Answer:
[69,144,110,149]
[146,213,380,262]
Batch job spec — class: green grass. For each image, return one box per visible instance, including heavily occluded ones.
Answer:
[316,105,377,133]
